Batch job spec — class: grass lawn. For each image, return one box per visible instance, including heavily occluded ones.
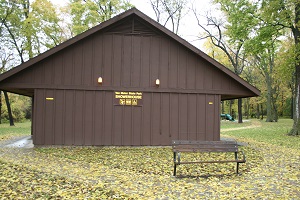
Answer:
[0,119,299,199]
[0,121,31,141]
[221,118,298,148]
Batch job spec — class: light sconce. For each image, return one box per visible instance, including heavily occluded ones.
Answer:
[155,79,160,86]
[98,77,103,84]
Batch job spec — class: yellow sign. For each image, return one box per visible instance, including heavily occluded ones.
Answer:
[132,99,138,106]
[126,99,132,105]
[115,91,143,106]
[119,99,125,105]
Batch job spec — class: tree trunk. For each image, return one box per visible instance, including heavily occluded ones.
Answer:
[260,104,264,120]
[291,94,294,119]
[238,98,243,123]
[229,100,232,116]
[273,101,278,122]
[289,2,300,135]
[31,97,34,135]
[221,101,225,114]
[0,91,2,124]
[256,104,260,119]
[244,98,250,119]
[289,66,300,135]
[280,91,284,117]
[266,73,275,122]
[4,91,14,126]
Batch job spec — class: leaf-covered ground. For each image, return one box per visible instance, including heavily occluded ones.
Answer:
[0,119,299,199]
[0,161,120,199]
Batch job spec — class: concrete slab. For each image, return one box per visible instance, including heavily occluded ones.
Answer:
[4,136,33,148]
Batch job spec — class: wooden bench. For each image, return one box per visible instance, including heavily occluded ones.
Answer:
[172,140,246,176]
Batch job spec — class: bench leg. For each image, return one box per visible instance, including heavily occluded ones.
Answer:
[174,164,177,176]
[235,152,239,174]
[173,152,177,176]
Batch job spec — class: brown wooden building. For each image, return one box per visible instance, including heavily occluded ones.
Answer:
[0,8,260,146]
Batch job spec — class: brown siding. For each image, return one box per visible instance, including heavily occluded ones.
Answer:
[33,89,220,146]
[84,91,94,145]
[64,90,74,145]
[169,42,177,88]
[94,92,104,144]
[33,89,43,144]
[2,32,254,98]
[54,90,64,144]
[141,93,151,145]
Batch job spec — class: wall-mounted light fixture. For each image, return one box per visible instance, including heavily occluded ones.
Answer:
[155,79,160,86]
[98,77,103,84]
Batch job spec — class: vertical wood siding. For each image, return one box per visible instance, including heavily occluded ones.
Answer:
[13,17,230,146]
[7,32,251,97]
[34,89,220,146]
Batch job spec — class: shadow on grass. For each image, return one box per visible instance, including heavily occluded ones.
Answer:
[174,172,239,180]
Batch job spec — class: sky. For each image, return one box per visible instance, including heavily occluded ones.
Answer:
[130,0,215,48]
[49,0,219,51]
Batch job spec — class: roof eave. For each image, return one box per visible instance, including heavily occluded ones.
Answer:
[0,8,260,97]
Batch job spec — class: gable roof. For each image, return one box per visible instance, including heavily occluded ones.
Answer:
[0,8,260,98]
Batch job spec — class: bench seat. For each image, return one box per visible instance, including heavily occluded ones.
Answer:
[172,140,246,176]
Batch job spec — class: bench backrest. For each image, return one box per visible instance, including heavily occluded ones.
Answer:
[172,140,239,153]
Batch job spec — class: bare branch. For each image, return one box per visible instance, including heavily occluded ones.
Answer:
[149,0,186,34]
[3,22,25,63]
[149,0,161,22]
[193,6,249,75]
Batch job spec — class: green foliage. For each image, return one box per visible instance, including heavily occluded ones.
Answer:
[1,93,31,123]
[69,0,133,36]
[203,39,232,68]
[0,0,64,64]
[30,0,63,48]
[215,0,257,44]
[212,0,298,122]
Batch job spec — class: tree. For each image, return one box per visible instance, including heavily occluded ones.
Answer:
[0,0,18,125]
[0,0,64,125]
[247,34,282,122]
[1,0,64,62]
[0,50,14,125]
[257,0,300,134]
[3,91,14,126]
[197,0,297,124]
[149,0,187,34]
[193,0,257,123]
[69,0,133,36]
[276,37,295,118]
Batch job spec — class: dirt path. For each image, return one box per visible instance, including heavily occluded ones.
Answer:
[221,120,262,132]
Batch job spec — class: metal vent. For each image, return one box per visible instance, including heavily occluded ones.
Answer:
[105,16,160,36]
